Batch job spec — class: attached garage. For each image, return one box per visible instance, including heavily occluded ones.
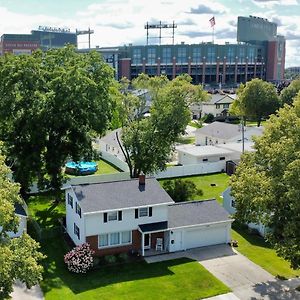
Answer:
[168,200,233,252]
[184,224,229,249]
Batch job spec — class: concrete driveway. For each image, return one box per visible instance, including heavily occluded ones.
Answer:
[146,244,300,300]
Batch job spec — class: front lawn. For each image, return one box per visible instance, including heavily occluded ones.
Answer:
[41,237,230,300]
[159,173,230,204]
[232,223,300,279]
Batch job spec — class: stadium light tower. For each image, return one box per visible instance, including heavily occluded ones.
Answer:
[76,28,94,49]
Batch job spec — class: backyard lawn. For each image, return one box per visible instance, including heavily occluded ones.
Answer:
[232,223,300,279]
[40,237,230,300]
[94,159,120,175]
[159,173,230,204]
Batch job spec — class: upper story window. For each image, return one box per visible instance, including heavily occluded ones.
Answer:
[135,207,152,218]
[67,194,73,208]
[75,202,81,218]
[132,48,142,65]
[103,211,122,222]
[177,47,187,64]
[147,48,156,64]
[139,207,148,217]
[223,103,230,109]
[231,199,236,208]
[192,47,201,63]
[216,104,221,109]
[162,47,172,64]
[108,211,118,221]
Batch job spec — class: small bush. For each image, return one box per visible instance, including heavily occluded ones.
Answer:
[64,243,94,273]
[118,252,129,262]
[202,113,214,123]
[104,255,117,264]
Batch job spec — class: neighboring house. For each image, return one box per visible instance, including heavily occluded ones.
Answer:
[176,142,255,168]
[176,144,234,166]
[195,121,263,146]
[222,187,267,237]
[65,176,233,256]
[201,94,236,117]
[1,203,28,238]
[131,89,152,116]
[97,128,124,160]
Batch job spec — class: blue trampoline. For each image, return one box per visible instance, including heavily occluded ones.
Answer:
[65,161,98,176]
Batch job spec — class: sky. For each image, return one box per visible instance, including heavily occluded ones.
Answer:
[0,0,299,67]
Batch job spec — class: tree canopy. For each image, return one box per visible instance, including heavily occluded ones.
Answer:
[0,46,114,197]
[230,78,280,126]
[163,179,203,202]
[0,150,44,298]
[230,94,300,269]
[280,79,300,106]
[117,74,208,177]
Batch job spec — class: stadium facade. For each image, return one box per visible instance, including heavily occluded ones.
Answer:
[0,16,285,86]
[86,16,286,85]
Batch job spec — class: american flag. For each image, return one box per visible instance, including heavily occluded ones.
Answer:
[209,16,215,27]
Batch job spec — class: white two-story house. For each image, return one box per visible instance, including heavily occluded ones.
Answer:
[65,176,233,256]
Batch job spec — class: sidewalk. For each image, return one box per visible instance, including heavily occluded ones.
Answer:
[11,280,44,300]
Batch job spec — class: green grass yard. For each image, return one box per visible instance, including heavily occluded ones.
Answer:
[159,173,230,204]
[94,159,120,175]
[232,224,300,279]
[66,159,120,178]
[40,237,230,300]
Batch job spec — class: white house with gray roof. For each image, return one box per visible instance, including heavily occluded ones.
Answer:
[196,121,263,146]
[201,94,236,117]
[65,176,233,256]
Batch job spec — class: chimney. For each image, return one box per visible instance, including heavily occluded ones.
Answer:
[139,174,145,186]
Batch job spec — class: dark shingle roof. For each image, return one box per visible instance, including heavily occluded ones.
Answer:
[139,221,168,233]
[14,203,27,217]
[168,199,231,228]
[72,178,174,213]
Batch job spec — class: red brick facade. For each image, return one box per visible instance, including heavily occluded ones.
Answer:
[86,230,166,256]
[86,230,141,256]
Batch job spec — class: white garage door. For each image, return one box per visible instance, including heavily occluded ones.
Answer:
[185,225,227,249]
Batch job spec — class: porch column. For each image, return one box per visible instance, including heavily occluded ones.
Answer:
[141,232,145,256]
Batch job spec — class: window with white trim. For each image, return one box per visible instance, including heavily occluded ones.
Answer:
[98,231,132,248]
[75,202,81,218]
[110,232,120,245]
[99,234,108,247]
[74,223,80,239]
[139,207,148,217]
[67,194,73,208]
[231,199,236,208]
[108,211,118,221]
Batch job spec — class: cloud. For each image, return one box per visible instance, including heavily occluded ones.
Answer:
[177,18,197,26]
[96,21,135,29]
[188,4,221,14]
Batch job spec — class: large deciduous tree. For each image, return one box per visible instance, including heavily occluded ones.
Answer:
[0,150,44,299]
[230,78,280,126]
[117,74,208,177]
[280,79,300,106]
[0,46,114,198]
[231,94,300,269]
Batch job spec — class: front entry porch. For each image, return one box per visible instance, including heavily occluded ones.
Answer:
[138,221,170,256]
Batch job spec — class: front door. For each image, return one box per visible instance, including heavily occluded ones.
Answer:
[144,233,151,249]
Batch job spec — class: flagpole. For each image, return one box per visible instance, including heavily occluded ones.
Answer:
[212,26,214,44]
